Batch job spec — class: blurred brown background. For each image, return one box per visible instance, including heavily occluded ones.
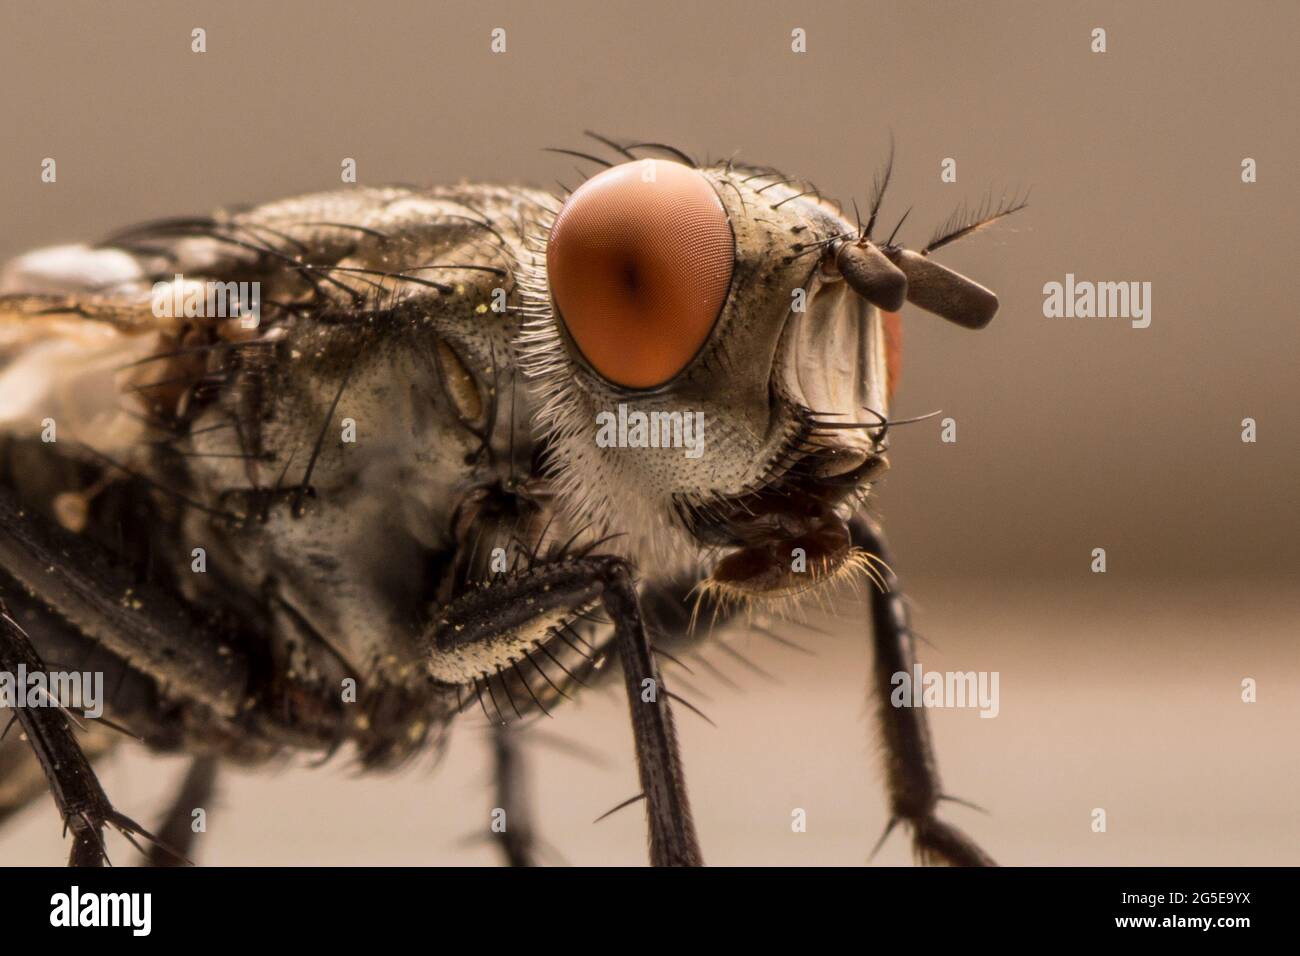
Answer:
[2,0,1296,864]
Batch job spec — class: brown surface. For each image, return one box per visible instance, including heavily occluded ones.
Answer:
[6,579,1296,865]
[1,1,1296,863]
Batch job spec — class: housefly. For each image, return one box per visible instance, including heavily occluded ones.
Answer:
[0,135,1022,866]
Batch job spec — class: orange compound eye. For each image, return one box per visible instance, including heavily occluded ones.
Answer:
[546,158,734,388]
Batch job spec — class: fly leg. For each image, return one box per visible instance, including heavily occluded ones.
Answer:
[490,724,536,866]
[145,756,219,866]
[0,487,248,718]
[850,516,995,866]
[0,486,258,864]
[0,720,119,834]
[0,598,176,866]
[427,554,702,866]
[602,559,702,866]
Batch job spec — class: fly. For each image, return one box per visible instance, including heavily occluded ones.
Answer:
[0,134,1024,866]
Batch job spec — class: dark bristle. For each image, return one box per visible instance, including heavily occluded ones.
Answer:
[924,190,1030,255]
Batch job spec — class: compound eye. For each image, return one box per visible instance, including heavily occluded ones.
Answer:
[546,158,734,388]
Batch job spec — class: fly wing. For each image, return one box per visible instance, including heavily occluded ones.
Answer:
[0,246,168,454]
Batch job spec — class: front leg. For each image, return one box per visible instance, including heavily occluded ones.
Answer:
[426,554,703,867]
[602,560,702,866]
[850,516,995,866]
